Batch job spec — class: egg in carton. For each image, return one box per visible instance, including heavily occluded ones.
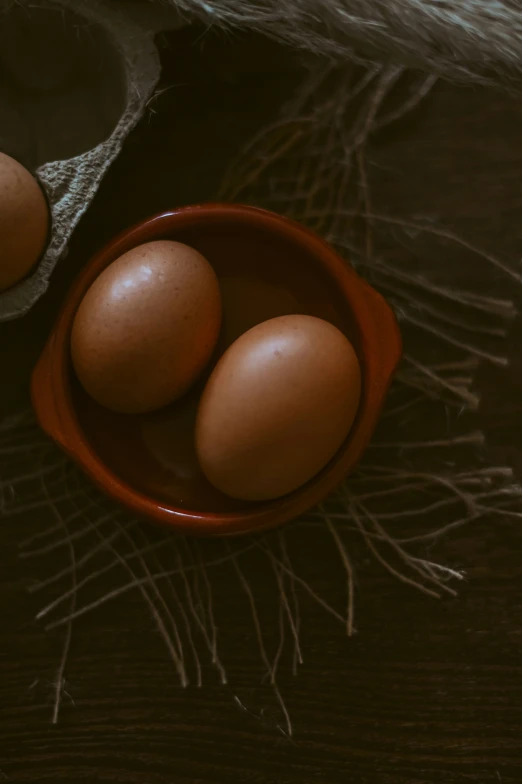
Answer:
[0,0,183,321]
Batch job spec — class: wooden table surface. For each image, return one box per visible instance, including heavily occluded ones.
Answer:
[2,25,522,784]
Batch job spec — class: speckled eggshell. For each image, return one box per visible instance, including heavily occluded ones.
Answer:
[196,314,361,501]
[0,153,49,291]
[71,240,221,413]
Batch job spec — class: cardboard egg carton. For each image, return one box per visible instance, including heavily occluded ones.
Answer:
[0,0,183,321]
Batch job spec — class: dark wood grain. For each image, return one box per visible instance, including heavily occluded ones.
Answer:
[2,24,522,784]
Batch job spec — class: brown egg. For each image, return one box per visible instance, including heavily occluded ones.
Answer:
[0,152,49,291]
[196,314,361,501]
[71,241,221,413]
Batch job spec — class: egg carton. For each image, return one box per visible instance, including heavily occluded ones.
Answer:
[0,0,183,321]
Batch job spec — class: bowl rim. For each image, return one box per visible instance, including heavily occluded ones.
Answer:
[31,202,402,535]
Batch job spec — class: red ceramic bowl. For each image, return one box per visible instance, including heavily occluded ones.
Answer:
[32,204,401,535]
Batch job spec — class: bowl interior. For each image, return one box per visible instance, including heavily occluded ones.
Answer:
[72,213,363,515]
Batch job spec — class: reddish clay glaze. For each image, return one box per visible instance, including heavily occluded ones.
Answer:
[31,203,402,536]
